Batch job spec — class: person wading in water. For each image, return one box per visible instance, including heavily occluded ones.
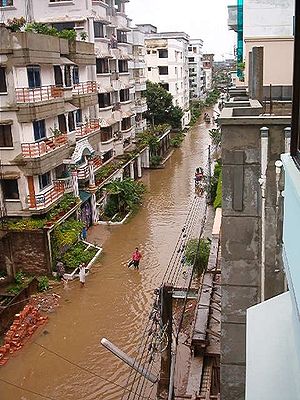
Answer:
[128,247,142,270]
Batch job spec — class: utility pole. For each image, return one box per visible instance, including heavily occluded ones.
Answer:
[157,284,173,400]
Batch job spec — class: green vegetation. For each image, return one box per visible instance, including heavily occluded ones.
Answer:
[213,173,222,209]
[37,276,50,292]
[185,238,211,275]
[210,160,222,205]
[190,100,206,125]
[62,242,98,269]
[7,271,29,295]
[205,88,221,106]
[52,219,84,248]
[103,178,146,219]
[150,155,163,167]
[208,128,222,147]
[145,82,183,129]
[170,132,185,148]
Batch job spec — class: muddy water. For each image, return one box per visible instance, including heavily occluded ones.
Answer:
[0,119,211,400]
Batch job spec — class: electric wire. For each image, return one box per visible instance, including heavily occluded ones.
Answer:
[0,378,56,400]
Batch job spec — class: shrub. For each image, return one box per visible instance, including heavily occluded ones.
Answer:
[150,155,162,167]
[62,242,98,269]
[58,29,77,41]
[210,160,222,203]
[185,238,211,275]
[38,276,50,292]
[213,174,222,209]
[170,133,185,147]
[6,17,26,32]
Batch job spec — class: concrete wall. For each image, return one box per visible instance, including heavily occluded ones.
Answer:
[220,106,290,400]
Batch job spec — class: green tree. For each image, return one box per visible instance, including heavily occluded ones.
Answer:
[185,238,211,275]
[144,81,183,129]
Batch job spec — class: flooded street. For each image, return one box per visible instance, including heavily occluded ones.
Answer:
[0,119,211,400]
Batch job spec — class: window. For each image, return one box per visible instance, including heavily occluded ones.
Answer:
[0,67,7,92]
[0,0,13,6]
[64,65,72,87]
[188,57,195,62]
[68,112,75,132]
[117,30,127,43]
[101,127,113,142]
[193,47,197,53]
[188,46,192,51]
[75,109,82,125]
[2,179,19,200]
[58,114,67,134]
[160,83,169,91]
[72,65,79,84]
[147,50,151,54]
[27,66,41,89]
[0,124,13,147]
[152,50,157,54]
[52,22,75,32]
[33,120,46,141]
[158,66,168,75]
[175,67,178,75]
[120,88,129,102]
[39,172,51,191]
[96,58,109,74]
[118,60,128,73]
[121,117,131,131]
[98,93,111,108]
[148,67,151,72]
[54,66,63,87]
[158,49,168,58]
[94,22,104,38]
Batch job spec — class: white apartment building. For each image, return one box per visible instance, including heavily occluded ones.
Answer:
[1,0,148,160]
[203,53,214,92]
[188,39,205,99]
[137,25,191,128]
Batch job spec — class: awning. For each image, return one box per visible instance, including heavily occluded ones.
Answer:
[121,111,134,118]
[79,190,92,203]
[100,118,118,128]
[93,16,110,25]
[0,119,13,125]
[65,102,78,113]
[60,57,75,65]
[95,49,113,58]
[119,53,132,60]
[2,171,20,179]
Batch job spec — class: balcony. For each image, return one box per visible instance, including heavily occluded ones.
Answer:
[136,119,147,133]
[53,177,73,194]
[77,155,103,181]
[21,134,68,159]
[75,119,100,138]
[72,81,97,95]
[16,85,64,104]
[28,183,65,211]
[228,5,238,32]
[135,98,148,113]
[135,77,147,91]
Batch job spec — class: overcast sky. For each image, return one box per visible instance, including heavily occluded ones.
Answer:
[126,0,236,61]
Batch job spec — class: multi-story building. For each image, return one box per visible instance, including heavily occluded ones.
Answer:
[137,24,191,128]
[202,53,214,92]
[188,39,204,99]
[1,0,148,160]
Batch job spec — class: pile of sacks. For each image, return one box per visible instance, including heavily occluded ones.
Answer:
[0,304,48,366]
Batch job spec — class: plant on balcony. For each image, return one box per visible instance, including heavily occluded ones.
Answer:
[150,155,163,167]
[103,178,146,219]
[210,160,222,205]
[58,29,77,41]
[185,238,211,276]
[170,132,185,148]
[6,17,26,32]
[3,217,46,231]
[80,32,88,41]
[24,22,77,40]
[46,194,78,222]
[62,242,98,270]
[49,127,63,137]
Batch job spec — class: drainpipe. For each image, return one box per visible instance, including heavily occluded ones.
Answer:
[259,126,269,302]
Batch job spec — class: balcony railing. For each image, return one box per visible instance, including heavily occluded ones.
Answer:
[135,98,148,113]
[72,81,97,95]
[16,85,64,103]
[75,119,100,138]
[101,132,113,143]
[28,184,64,210]
[21,134,68,158]
[53,177,73,193]
[77,156,103,180]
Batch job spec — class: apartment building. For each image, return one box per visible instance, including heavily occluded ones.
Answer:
[137,24,191,128]
[1,0,149,160]
[188,39,204,99]
[202,53,214,92]
[0,27,100,219]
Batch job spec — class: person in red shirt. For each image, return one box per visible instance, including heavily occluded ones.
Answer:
[128,247,142,269]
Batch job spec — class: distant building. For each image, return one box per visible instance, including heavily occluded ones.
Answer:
[203,53,214,91]
[188,39,205,99]
[137,24,191,128]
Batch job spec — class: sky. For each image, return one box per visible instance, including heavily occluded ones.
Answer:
[126,0,236,61]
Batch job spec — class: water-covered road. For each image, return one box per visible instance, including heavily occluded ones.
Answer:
[0,117,211,400]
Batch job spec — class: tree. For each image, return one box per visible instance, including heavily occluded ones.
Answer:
[185,238,211,275]
[144,81,183,129]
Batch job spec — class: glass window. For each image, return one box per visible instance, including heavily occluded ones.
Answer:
[148,67,151,72]
[96,58,109,74]
[0,124,13,147]
[120,89,129,102]
[72,65,79,84]
[2,179,19,200]
[94,22,104,38]
[98,93,111,108]
[158,66,168,75]
[33,120,46,141]
[160,83,169,91]
[39,172,51,190]
[58,114,67,133]
[54,65,63,87]
[118,60,128,73]
[75,109,82,125]
[52,22,75,31]
[158,49,168,58]
[121,117,131,131]
[117,30,127,43]
[0,0,14,6]
[188,57,195,62]
[68,112,75,132]
[0,67,7,92]
[64,65,72,87]
[27,65,41,89]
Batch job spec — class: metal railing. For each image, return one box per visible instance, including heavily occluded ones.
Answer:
[21,134,68,158]
[16,85,64,103]
[75,119,100,138]
[28,184,65,210]
[53,177,73,193]
[72,81,97,95]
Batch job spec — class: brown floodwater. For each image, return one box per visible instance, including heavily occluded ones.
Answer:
[0,118,212,400]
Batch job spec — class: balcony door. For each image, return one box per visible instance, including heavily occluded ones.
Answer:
[54,66,63,87]
[27,66,41,89]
